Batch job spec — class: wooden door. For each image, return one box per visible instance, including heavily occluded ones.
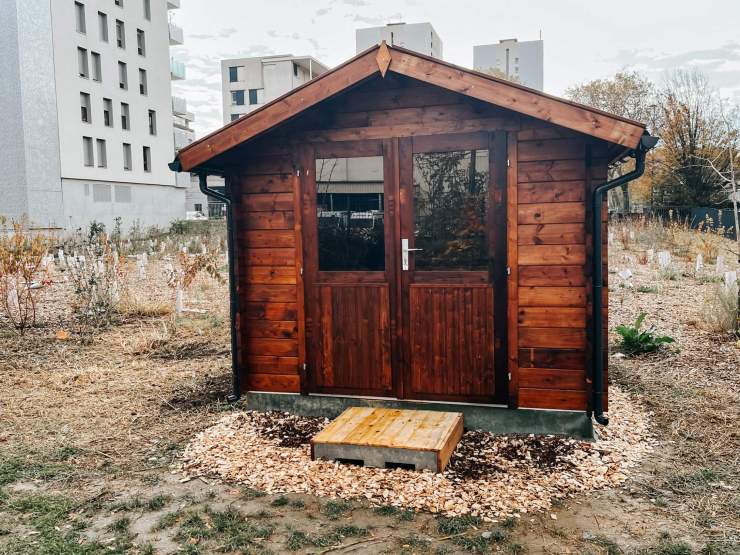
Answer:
[302,140,398,396]
[398,132,509,403]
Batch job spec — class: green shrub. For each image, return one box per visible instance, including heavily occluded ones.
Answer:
[615,312,675,356]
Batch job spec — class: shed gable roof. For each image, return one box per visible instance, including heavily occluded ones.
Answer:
[176,43,646,171]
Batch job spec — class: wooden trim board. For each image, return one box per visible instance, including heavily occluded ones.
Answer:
[310,407,464,472]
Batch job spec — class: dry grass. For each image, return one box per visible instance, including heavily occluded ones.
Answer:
[608,218,739,548]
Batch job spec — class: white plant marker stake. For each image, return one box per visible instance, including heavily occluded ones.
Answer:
[646,249,654,264]
[695,254,703,273]
[618,269,633,280]
[657,251,671,268]
[608,232,614,245]
[724,271,737,288]
[175,288,183,314]
[142,252,148,266]
[201,244,207,255]
[97,260,105,274]
[716,255,725,275]
[137,256,146,279]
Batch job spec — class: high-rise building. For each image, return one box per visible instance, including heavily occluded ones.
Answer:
[473,38,544,91]
[0,0,191,231]
[355,22,443,59]
[221,55,329,124]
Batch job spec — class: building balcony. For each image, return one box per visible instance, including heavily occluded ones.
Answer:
[170,58,186,80]
[167,0,180,9]
[172,96,195,121]
[169,22,184,45]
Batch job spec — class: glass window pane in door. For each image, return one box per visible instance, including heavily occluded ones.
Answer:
[412,149,489,270]
[315,156,385,271]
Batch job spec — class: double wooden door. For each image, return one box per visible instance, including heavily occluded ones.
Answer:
[301,132,508,403]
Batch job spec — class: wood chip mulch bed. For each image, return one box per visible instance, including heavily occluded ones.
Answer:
[180,386,652,521]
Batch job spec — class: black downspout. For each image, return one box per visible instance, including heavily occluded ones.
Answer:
[592,133,658,425]
[169,160,240,401]
[195,172,241,403]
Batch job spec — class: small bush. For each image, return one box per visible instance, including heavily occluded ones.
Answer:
[702,283,739,335]
[615,312,675,356]
[0,220,52,333]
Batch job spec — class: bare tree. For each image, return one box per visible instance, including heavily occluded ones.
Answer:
[566,71,658,212]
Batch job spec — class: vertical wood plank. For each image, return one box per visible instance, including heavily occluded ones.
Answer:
[507,134,519,407]
[491,130,509,403]
[292,157,307,395]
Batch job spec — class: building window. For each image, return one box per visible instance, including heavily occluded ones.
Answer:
[248,89,259,105]
[80,92,91,123]
[77,47,89,78]
[75,2,86,33]
[114,0,123,7]
[103,98,113,127]
[96,139,107,168]
[143,0,151,20]
[148,109,157,135]
[293,62,298,77]
[118,61,127,89]
[120,102,130,130]
[230,113,240,122]
[91,52,102,81]
[142,146,151,172]
[138,68,147,95]
[82,137,94,167]
[136,29,146,55]
[122,143,132,170]
[93,183,111,202]
[194,203,203,212]
[231,90,244,106]
[98,12,108,41]
[228,66,239,82]
[115,19,125,48]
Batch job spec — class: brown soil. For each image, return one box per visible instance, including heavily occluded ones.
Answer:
[1,228,738,554]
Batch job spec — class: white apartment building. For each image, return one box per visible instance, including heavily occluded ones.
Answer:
[0,0,190,232]
[473,38,544,91]
[356,22,443,59]
[221,55,329,124]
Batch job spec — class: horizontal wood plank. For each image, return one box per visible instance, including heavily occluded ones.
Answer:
[518,244,586,265]
[519,286,586,307]
[518,181,585,204]
[241,211,295,230]
[243,284,297,302]
[518,202,585,224]
[518,387,587,410]
[518,348,585,370]
[240,193,294,212]
[243,373,300,393]
[518,224,585,245]
[518,265,586,287]
[244,320,298,339]
[518,159,585,183]
[241,248,295,267]
[245,337,298,357]
[244,267,297,284]
[242,230,295,248]
[518,327,587,349]
[518,139,585,162]
[243,302,298,321]
[240,174,293,194]
[518,307,586,328]
[519,368,586,390]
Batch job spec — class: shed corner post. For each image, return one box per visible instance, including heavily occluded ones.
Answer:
[506,131,519,409]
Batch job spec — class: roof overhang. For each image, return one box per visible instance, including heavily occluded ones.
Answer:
[176,43,647,172]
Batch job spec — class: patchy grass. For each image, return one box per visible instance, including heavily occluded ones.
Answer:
[270,495,289,507]
[373,504,416,521]
[284,525,367,550]
[436,514,482,535]
[397,534,432,553]
[321,499,352,520]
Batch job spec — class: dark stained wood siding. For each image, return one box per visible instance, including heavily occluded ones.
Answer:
[232,158,301,393]
[514,118,609,410]
[226,74,612,413]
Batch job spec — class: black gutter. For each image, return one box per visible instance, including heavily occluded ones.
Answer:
[168,160,241,403]
[591,133,658,425]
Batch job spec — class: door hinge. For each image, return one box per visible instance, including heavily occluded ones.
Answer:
[295,168,301,177]
[508,372,512,381]
[506,266,511,276]
[299,266,304,276]
[506,158,511,167]
[302,363,307,372]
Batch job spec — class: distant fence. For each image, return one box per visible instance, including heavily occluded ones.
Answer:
[637,206,738,240]
[208,202,227,220]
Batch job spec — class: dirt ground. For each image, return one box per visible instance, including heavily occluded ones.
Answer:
[0,223,738,554]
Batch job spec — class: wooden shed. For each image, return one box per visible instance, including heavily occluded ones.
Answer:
[171,43,652,433]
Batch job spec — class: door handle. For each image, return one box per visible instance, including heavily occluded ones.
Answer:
[401,239,422,271]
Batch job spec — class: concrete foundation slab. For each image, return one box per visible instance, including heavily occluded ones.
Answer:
[245,392,595,440]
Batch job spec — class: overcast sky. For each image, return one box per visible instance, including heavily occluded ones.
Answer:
[170,0,740,138]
